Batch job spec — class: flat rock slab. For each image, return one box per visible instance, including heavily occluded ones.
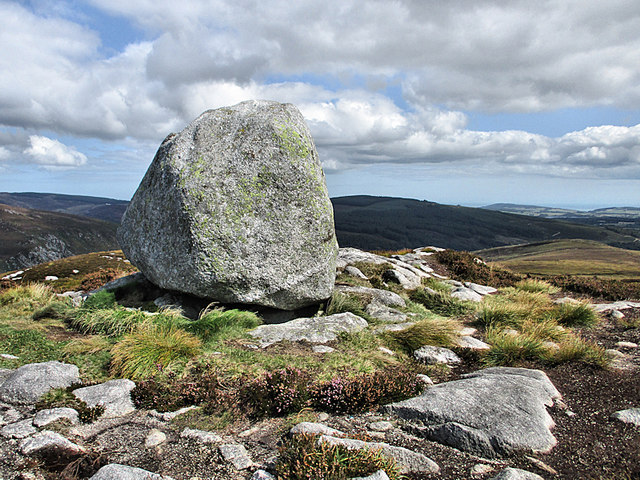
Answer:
[451,287,483,302]
[289,422,344,437]
[365,302,408,323]
[20,430,86,458]
[491,467,544,480]
[118,100,338,310]
[0,361,79,405]
[592,301,640,312]
[219,443,253,470]
[386,367,560,457]
[90,464,174,480]
[456,336,491,350]
[351,471,390,480]
[1,418,36,439]
[414,345,462,365]
[73,379,136,417]
[335,285,406,308]
[180,427,223,444]
[33,407,79,427]
[611,408,640,426]
[249,312,368,347]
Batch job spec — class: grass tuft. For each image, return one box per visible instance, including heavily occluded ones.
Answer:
[409,288,475,317]
[483,327,549,366]
[386,317,461,353]
[515,278,560,294]
[552,302,599,327]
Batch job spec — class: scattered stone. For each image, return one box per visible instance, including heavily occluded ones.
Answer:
[444,280,463,287]
[369,421,393,432]
[351,471,390,480]
[90,464,174,480]
[414,346,462,365]
[335,285,406,308]
[0,361,79,405]
[312,345,335,354]
[73,379,136,417]
[459,327,477,336]
[374,322,417,333]
[251,470,276,480]
[382,268,421,290]
[416,374,434,386]
[365,302,408,323]
[249,312,368,347]
[464,282,498,295]
[0,407,21,426]
[289,422,344,437]
[456,336,490,350]
[610,310,625,320]
[44,276,58,281]
[149,405,198,421]
[554,297,580,305]
[611,408,640,426]
[318,435,440,474]
[118,100,338,310]
[145,429,167,448]
[219,443,253,470]
[180,427,223,444]
[491,467,544,480]
[20,431,86,457]
[1,419,37,439]
[33,408,79,427]
[0,354,19,360]
[471,464,494,476]
[344,266,368,279]
[378,347,395,356]
[525,456,558,475]
[387,367,560,457]
[450,287,483,302]
[605,349,626,360]
[317,413,330,422]
[338,248,390,267]
[616,341,638,349]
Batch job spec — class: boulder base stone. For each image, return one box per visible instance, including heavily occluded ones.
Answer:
[118,100,338,310]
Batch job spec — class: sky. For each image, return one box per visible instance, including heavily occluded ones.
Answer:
[1,1,640,209]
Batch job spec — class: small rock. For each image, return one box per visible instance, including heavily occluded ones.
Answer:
[456,336,490,350]
[90,463,174,480]
[351,471,390,480]
[312,345,335,354]
[1,419,37,439]
[369,421,393,432]
[471,464,494,476]
[491,467,544,480]
[33,408,79,427]
[610,310,625,320]
[616,341,638,349]
[20,431,86,457]
[0,407,22,426]
[416,374,434,385]
[335,285,406,308]
[317,413,330,422]
[73,379,136,417]
[44,276,59,281]
[290,422,344,437]
[525,456,558,475]
[605,349,626,359]
[451,287,483,302]
[345,266,368,279]
[459,327,477,336]
[0,361,79,405]
[611,408,640,426]
[464,282,498,295]
[145,429,167,448]
[180,427,223,444]
[414,345,461,365]
[149,405,197,421]
[365,302,408,323]
[378,347,395,356]
[219,443,253,470]
[251,470,276,480]
[0,353,19,360]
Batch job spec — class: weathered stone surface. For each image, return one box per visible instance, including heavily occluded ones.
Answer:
[249,312,368,347]
[251,470,276,480]
[90,464,174,480]
[365,302,408,323]
[289,422,344,437]
[491,467,544,480]
[318,435,440,474]
[180,427,223,444]
[33,407,79,427]
[335,285,406,308]
[118,100,337,310]
[73,379,136,417]
[611,408,640,426]
[0,407,21,426]
[387,367,559,457]
[219,443,253,470]
[344,266,368,279]
[456,336,490,350]
[20,431,86,457]
[351,471,390,480]
[0,361,79,405]
[1,418,36,438]
[0,368,13,384]
[145,428,167,447]
[369,421,394,432]
[149,405,197,421]
[414,346,462,365]
[465,282,498,295]
[450,287,483,302]
[312,345,335,353]
[338,248,390,267]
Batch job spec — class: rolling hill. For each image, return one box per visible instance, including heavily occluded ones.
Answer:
[0,203,119,273]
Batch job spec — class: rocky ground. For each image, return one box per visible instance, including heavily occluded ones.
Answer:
[0,248,639,480]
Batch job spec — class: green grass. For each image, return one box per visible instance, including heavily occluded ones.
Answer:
[386,317,460,353]
[409,288,476,317]
[325,291,374,322]
[483,327,549,366]
[67,307,150,336]
[514,278,560,294]
[552,302,599,327]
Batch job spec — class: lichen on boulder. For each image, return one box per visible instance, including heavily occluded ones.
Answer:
[118,100,338,310]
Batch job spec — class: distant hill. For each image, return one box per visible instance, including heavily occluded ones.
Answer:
[476,239,640,279]
[332,196,640,251]
[0,204,119,272]
[0,192,128,224]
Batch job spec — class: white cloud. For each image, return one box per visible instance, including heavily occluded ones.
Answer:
[24,136,87,167]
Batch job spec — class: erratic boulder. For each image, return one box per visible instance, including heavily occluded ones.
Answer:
[118,100,338,310]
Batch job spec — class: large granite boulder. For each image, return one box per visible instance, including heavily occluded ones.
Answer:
[118,100,338,310]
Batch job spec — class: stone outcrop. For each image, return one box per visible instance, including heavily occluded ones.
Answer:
[0,361,79,404]
[386,367,561,457]
[73,378,136,418]
[118,100,338,310]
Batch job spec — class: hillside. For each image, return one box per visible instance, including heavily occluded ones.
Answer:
[0,203,120,272]
[483,203,640,219]
[477,239,640,279]
[332,195,640,252]
[0,192,128,223]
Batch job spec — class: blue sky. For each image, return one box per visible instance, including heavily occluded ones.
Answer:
[1,1,640,209]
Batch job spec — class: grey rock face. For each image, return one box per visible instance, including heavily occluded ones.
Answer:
[387,367,560,457]
[0,361,79,405]
[351,471,390,480]
[611,408,640,426]
[20,431,86,457]
[118,100,337,310]
[249,312,368,347]
[90,464,174,480]
[1,419,36,439]
[450,287,483,302]
[289,422,344,437]
[180,427,223,444]
[33,407,79,427]
[414,346,462,365]
[219,443,253,470]
[456,336,491,350]
[335,285,406,308]
[365,301,408,323]
[73,379,136,418]
[491,467,544,480]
